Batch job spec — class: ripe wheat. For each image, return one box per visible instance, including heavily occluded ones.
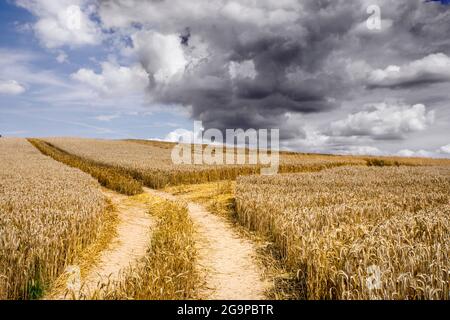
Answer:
[79,195,199,300]
[235,166,450,300]
[0,138,107,299]
[28,139,143,195]
[43,138,368,188]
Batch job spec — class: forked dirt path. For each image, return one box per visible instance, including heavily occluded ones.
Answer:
[145,187,268,300]
[48,189,153,299]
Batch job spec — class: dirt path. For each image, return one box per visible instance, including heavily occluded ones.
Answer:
[49,190,153,299]
[145,188,268,300]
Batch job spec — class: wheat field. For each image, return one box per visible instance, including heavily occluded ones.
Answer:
[97,195,199,300]
[235,166,450,299]
[43,137,369,189]
[1,137,449,300]
[0,138,107,299]
[28,139,143,195]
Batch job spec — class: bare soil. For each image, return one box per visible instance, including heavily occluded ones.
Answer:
[145,188,268,300]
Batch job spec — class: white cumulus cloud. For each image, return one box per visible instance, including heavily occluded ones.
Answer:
[329,102,435,140]
[366,53,450,88]
[0,80,26,95]
[396,149,435,158]
[336,145,384,156]
[71,61,149,96]
[16,0,101,48]
[131,30,187,85]
[440,144,450,154]
[164,129,196,143]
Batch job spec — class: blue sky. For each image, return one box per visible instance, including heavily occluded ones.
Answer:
[0,0,449,158]
[0,0,191,139]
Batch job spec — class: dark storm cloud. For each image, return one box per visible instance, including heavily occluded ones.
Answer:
[125,0,358,133]
[99,0,450,140]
